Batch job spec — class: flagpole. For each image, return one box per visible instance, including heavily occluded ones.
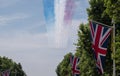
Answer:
[112,19,116,76]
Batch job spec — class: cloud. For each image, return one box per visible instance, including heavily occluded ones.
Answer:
[0,13,29,26]
[0,32,50,51]
[0,0,20,8]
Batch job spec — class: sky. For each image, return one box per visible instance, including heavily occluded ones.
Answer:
[0,0,89,76]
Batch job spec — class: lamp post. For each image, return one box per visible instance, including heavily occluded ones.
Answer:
[112,19,116,76]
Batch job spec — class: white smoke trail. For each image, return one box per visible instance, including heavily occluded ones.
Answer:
[54,0,69,48]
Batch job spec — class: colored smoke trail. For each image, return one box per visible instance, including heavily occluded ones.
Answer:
[64,0,75,25]
[43,0,55,23]
[43,0,76,48]
[43,0,56,32]
[43,0,56,47]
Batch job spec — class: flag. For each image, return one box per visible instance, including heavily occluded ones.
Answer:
[2,70,10,76]
[89,21,112,74]
[70,55,80,76]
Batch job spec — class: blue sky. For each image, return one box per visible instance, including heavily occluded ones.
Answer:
[0,0,89,76]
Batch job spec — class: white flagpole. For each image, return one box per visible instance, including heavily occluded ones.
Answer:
[112,19,116,76]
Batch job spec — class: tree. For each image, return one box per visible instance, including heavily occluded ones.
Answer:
[56,0,120,75]
[87,0,111,25]
[75,23,96,76]
[0,56,27,76]
[104,0,120,24]
[87,0,113,75]
[56,23,98,76]
[104,0,120,75]
[56,53,72,76]
[115,29,120,75]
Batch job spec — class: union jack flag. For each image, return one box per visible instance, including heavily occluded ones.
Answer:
[89,21,112,74]
[70,55,80,76]
[2,70,10,76]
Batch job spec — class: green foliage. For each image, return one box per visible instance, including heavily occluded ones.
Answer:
[56,53,72,76]
[75,24,96,76]
[87,0,111,25]
[56,0,120,76]
[87,0,113,75]
[104,0,120,23]
[115,30,120,75]
[0,56,27,76]
[104,0,120,75]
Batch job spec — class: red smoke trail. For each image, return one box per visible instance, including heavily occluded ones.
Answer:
[64,0,74,25]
